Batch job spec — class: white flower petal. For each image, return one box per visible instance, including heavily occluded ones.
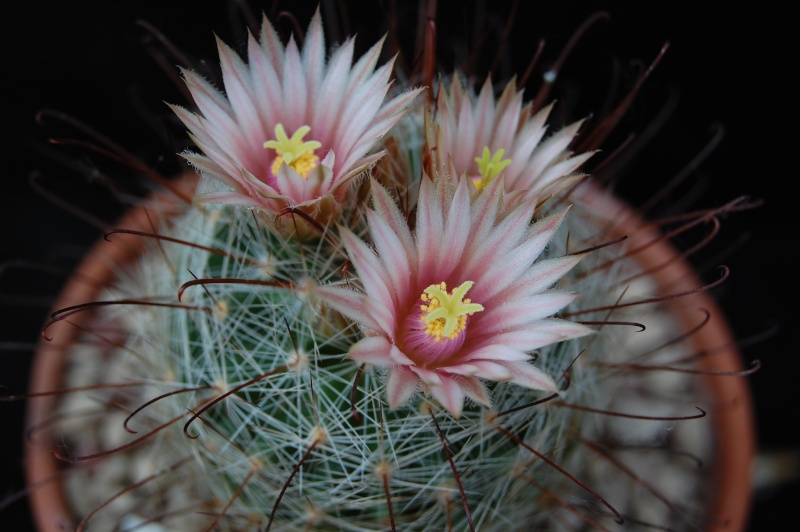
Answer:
[457,375,492,408]
[349,336,414,367]
[340,228,396,313]
[313,285,394,338]
[428,378,464,419]
[386,365,420,410]
[497,361,559,393]
[447,362,513,381]
[461,344,531,363]
[428,376,467,418]
[480,319,595,351]
[484,291,578,330]
[217,37,264,151]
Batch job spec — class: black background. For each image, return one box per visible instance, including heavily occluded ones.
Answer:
[3,1,795,529]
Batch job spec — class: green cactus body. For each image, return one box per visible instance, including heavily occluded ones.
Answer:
[51,189,715,530]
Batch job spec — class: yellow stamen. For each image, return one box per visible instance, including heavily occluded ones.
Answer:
[473,146,511,190]
[420,281,484,341]
[264,124,321,179]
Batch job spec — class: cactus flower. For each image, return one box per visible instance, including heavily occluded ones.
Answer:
[317,176,593,417]
[433,76,593,203]
[171,10,421,215]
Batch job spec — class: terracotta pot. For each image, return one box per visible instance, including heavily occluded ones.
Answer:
[24,178,755,530]
[25,175,197,532]
[575,183,755,531]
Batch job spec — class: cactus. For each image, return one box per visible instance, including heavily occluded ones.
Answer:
[14,5,756,531]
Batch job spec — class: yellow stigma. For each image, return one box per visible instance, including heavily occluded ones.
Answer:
[264,124,322,179]
[419,281,484,342]
[473,146,511,190]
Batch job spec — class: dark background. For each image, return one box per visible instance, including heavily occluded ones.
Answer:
[3,1,795,529]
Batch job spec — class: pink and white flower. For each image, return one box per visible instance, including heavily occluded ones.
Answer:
[171,10,421,214]
[432,76,593,203]
[316,175,593,417]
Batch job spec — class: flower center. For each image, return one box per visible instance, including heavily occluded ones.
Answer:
[419,281,484,342]
[264,124,321,178]
[473,146,511,190]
